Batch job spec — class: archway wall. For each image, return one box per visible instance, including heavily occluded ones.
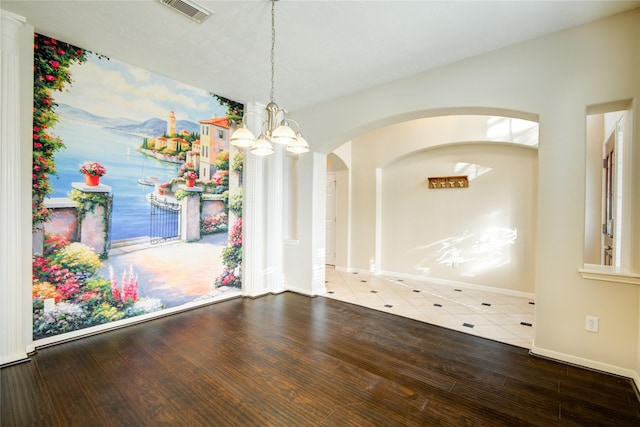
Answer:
[287,9,640,378]
[341,115,538,281]
[381,141,537,294]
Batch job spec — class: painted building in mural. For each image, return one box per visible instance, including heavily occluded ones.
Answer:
[198,116,230,181]
[167,110,176,135]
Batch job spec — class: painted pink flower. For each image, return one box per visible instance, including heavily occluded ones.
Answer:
[109,265,138,303]
[45,75,55,81]
[79,161,106,177]
[49,60,59,68]
[109,265,120,302]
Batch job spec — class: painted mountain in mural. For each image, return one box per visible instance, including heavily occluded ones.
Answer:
[56,103,200,137]
[109,118,167,137]
[57,103,139,128]
[110,118,200,137]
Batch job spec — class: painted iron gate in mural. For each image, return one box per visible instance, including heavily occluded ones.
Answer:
[149,194,181,244]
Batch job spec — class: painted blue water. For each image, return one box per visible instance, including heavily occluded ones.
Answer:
[48,121,180,241]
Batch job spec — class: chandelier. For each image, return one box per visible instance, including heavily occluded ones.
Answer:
[229,0,309,156]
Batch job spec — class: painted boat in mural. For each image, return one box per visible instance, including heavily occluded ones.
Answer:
[138,176,160,186]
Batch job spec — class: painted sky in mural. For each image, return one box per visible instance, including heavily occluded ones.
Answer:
[55,53,226,123]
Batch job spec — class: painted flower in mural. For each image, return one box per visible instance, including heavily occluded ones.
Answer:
[79,161,106,176]
[200,212,228,235]
[32,33,89,227]
[216,217,242,288]
[183,170,197,180]
[109,265,138,303]
[178,162,197,176]
[229,218,242,247]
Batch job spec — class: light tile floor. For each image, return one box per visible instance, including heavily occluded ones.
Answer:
[323,267,535,349]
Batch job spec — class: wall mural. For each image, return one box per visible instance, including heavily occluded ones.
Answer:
[32,33,244,340]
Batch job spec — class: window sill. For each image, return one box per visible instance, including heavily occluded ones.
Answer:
[578,264,640,285]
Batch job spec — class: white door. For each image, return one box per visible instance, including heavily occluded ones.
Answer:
[325,173,336,265]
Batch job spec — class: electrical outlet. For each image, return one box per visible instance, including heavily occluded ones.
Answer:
[586,315,599,332]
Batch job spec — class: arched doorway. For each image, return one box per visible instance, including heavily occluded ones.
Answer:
[324,113,539,347]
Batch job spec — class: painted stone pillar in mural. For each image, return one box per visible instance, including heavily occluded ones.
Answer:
[180,185,202,242]
[71,182,112,257]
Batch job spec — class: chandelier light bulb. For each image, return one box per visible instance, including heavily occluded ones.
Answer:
[287,132,310,154]
[271,120,298,145]
[230,126,256,148]
[250,133,274,156]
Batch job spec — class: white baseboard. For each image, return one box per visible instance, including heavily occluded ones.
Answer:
[286,285,327,297]
[398,273,534,299]
[332,266,534,299]
[531,343,639,388]
[34,291,241,349]
[0,351,30,368]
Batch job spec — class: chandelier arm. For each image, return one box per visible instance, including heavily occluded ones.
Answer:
[239,111,266,127]
[283,118,301,132]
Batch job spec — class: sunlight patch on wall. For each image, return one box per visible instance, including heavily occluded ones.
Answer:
[453,162,492,181]
[413,227,517,277]
[486,117,538,147]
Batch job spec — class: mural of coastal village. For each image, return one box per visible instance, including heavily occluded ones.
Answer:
[32,33,244,340]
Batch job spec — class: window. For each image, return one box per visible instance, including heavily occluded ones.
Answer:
[581,100,639,284]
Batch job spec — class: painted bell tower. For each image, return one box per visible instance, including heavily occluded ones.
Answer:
[167,110,176,136]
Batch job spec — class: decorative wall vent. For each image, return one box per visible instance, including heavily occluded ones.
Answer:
[159,0,212,23]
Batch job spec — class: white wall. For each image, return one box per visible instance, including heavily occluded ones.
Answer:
[381,143,537,294]
[291,9,640,382]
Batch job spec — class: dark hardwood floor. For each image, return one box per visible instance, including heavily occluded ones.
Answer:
[2,292,639,426]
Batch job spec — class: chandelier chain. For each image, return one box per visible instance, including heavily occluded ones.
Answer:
[228,0,308,155]
[270,0,276,103]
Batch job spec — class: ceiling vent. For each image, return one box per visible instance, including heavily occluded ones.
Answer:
[159,0,212,24]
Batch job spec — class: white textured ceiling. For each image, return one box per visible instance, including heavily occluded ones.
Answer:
[2,0,639,111]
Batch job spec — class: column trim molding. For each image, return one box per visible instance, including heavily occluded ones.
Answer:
[0,9,31,366]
